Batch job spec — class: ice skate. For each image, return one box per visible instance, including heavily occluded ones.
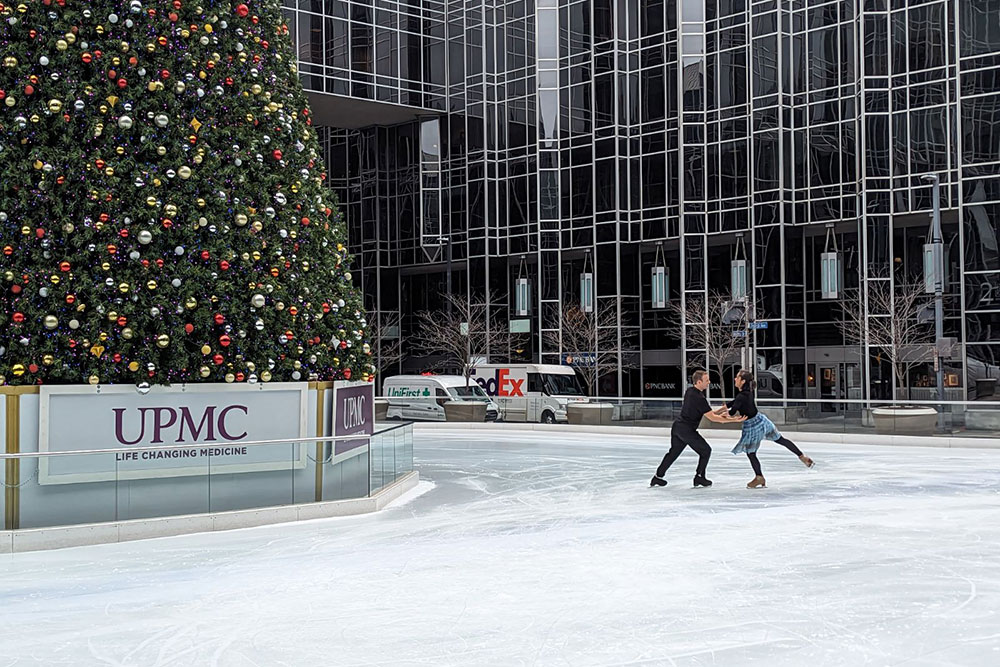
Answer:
[650,476,668,487]
[799,455,814,468]
[692,474,713,488]
[747,475,766,489]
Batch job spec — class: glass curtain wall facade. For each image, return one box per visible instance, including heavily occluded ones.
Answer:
[284,0,1000,401]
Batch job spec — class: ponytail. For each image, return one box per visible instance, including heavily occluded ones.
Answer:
[737,369,756,393]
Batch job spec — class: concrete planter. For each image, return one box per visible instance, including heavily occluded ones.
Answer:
[374,399,390,423]
[443,400,487,422]
[567,403,614,425]
[872,406,938,435]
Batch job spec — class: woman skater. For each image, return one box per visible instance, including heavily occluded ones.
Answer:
[720,370,814,488]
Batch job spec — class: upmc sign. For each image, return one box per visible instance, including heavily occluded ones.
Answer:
[332,382,374,460]
[38,384,310,485]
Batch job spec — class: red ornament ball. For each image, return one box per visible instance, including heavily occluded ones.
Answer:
[272,149,282,161]
[213,314,225,325]
[236,4,249,17]
[219,335,231,347]
[12,312,24,323]
[213,354,224,365]
[184,323,194,334]
[29,364,38,374]
[343,368,352,380]
[219,260,230,270]
[200,250,210,260]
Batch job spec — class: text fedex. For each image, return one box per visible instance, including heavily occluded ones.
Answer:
[474,369,524,397]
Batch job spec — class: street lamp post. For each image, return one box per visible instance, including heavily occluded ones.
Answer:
[922,174,945,431]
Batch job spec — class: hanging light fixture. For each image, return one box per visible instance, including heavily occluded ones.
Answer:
[651,242,668,309]
[514,255,531,316]
[731,233,748,301]
[821,223,841,300]
[580,250,594,313]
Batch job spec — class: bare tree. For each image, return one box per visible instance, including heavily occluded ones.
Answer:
[837,281,933,400]
[544,304,638,395]
[663,290,749,398]
[365,311,404,392]
[414,291,511,386]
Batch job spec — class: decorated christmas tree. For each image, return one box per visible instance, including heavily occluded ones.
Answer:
[0,0,369,386]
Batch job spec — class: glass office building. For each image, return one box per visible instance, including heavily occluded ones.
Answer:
[283,0,1000,402]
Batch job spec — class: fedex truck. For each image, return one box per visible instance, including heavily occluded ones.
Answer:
[468,364,588,423]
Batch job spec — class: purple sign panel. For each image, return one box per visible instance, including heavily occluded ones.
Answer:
[334,382,374,455]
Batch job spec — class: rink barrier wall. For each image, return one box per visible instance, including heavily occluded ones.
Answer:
[0,470,418,554]
[410,422,1000,449]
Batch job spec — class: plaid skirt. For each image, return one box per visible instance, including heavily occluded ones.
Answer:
[731,413,782,455]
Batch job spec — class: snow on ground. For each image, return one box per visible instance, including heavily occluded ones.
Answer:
[2,429,999,666]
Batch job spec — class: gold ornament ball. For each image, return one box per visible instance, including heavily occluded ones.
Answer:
[225,373,235,383]
[62,222,74,233]
[200,366,211,377]
[88,375,100,385]
[157,146,167,156]
[122,327,134,339]
[235,213,248,226]
[44,315,58,329]
[146,280,157,290]
[201,344,212,355]
[252,221,263,232]
[12,364,25,377]
[156,334,170,348]
[178,166,192,179]
[57,39,68,51]
[261,371,272,382]
[128,361,139,371]
[118,282,130,294]
[185,297,198,309]
[42,355,54,366]
[247,362,256,372]
[48,99,63,113]
[107,311,117,322]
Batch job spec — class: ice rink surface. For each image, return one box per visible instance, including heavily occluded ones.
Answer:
[2,429,1000,666]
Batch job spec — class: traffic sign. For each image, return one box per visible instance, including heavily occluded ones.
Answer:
[749,321,769,329]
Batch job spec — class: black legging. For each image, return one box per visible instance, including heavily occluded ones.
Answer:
[746,437,802,476]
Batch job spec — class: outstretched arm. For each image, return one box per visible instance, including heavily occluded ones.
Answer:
[703,409,745,423]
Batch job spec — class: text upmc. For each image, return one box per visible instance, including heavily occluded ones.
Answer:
[475,369,524,397]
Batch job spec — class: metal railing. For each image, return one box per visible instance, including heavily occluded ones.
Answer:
[375,394,1000,437]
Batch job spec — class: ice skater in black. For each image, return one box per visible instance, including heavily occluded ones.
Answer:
[650,369,745,488]
[716,369,815,488]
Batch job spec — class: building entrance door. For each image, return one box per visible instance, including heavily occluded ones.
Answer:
[820,366,838,412]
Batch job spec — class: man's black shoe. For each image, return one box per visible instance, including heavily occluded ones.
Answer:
[693,474,713,488]
[650,476,668,487]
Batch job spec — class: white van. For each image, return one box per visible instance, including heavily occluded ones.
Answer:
[383,375,501,422]
[468,364,588,423]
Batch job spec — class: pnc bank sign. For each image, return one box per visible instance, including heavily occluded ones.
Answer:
[38,384,311,485]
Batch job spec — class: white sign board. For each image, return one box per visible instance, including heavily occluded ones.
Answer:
[38,383,310,485]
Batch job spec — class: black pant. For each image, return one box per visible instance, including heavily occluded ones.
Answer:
[656,422,711,478]
[746,437,802,476]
